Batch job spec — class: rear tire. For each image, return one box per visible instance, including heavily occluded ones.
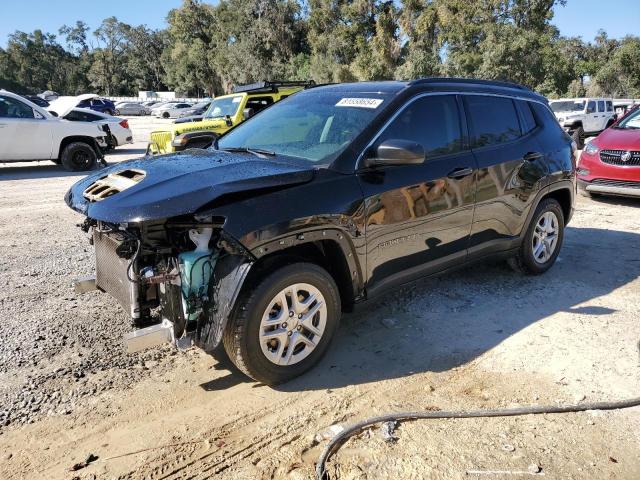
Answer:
[572,126,585,150]
[162,112,170,119]
[223,263,341,385]
[508,198,565,275]
[114,109,120,115]
[60,142,97,171]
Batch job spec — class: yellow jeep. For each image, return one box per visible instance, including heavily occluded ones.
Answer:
[148,81,314,154]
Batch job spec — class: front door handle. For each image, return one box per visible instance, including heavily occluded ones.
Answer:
[523,152,543,162]
[0,123,7,128]
[447,167,473,179]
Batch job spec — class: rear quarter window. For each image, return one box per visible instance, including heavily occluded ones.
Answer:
[518,100,537,134]
[464,96,521,147]
[530,102,565,133]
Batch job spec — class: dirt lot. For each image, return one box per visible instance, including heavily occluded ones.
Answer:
[0,118,639,480]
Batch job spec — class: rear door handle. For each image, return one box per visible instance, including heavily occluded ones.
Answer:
[523,152,543,162]
[0,123,6,128]
[447,167,473,179]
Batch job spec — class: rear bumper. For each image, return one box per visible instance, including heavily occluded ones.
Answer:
[578,178,640,197]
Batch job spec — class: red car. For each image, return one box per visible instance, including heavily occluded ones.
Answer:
[578,106,640,198]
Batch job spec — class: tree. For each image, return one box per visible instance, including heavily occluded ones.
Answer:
[88,17,132,95]
[589,35,640,97]
[126,26,169,91]
[395,0,442,79]
[307,0,402,82]
[1,30,83,93]
[163,0,221,96]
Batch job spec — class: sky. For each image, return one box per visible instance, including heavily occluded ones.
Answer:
[0,0,639,48]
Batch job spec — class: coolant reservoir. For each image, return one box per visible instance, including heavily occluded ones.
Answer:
[179,228,216,322]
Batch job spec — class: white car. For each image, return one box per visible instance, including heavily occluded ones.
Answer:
[153,102,193,119]
[549,97,616,149]
[63,108,133,149]
[0,90,107,171]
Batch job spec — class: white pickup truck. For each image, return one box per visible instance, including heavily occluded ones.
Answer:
[0,90,108,171]
[549,97,617,149]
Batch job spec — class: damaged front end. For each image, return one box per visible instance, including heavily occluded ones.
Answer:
[77,216,253,353]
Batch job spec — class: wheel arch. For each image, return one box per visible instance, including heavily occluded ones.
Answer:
[518,181,575,243]
[543,184,573,224]
[244,232,362,312]
[58,136,102,160]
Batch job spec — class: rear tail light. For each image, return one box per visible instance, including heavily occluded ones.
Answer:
[119,119,129,129]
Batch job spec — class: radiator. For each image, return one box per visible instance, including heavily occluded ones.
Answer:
[93,231,140,319]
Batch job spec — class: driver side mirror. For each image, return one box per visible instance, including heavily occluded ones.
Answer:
[48,110,59,117]
[224,114,233,127]
[362,139,425,168]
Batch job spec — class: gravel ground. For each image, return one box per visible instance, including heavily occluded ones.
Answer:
[0,121,638,479]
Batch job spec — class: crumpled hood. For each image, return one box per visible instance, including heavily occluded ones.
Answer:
[65,149,315,223]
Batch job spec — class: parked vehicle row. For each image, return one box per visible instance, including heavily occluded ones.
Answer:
[0,90,107,170]
[67,78,577,385]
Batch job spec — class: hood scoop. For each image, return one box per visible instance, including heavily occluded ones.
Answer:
[83,169,146,202]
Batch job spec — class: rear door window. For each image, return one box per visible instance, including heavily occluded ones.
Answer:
[376,95,464,157]
[464,95,521,147]
[597,100,605,112]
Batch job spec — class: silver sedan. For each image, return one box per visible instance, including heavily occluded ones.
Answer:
[114,102,150,116]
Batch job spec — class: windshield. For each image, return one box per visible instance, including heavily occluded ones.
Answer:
[617,108,640,129]
[204,96,242,119]
[550,101,585,113]
[217,91,390,163]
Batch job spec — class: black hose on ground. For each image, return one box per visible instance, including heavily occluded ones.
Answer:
[315,396,640,479]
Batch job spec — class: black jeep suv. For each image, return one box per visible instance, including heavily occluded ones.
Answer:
[66,78,576,385]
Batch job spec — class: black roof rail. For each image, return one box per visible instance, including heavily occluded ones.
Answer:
[232,80,316,94]
[408,77,532,92]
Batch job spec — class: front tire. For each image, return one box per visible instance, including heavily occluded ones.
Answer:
[508,198,564,275]
[162,112,170,119]
[223,263,341,385]
[60,142,97,171]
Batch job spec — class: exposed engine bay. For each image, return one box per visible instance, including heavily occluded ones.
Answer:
[77,216,254,353]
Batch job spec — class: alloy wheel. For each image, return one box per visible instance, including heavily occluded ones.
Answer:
[259,283,327,366]
[532,211,559,264]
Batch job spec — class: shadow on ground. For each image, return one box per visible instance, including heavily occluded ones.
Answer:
[201,226,640,392]
[0,148,146,181]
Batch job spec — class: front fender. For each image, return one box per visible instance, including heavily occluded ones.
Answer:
[196,254,253,351]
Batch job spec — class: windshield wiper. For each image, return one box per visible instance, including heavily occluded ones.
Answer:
[220,146,276,158]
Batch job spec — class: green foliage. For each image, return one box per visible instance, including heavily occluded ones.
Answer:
[1,0,638,98]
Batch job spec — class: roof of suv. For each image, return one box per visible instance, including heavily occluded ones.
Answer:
[310,78,546,102]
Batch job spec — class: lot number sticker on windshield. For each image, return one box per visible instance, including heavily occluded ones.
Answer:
[336,98,384,109]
